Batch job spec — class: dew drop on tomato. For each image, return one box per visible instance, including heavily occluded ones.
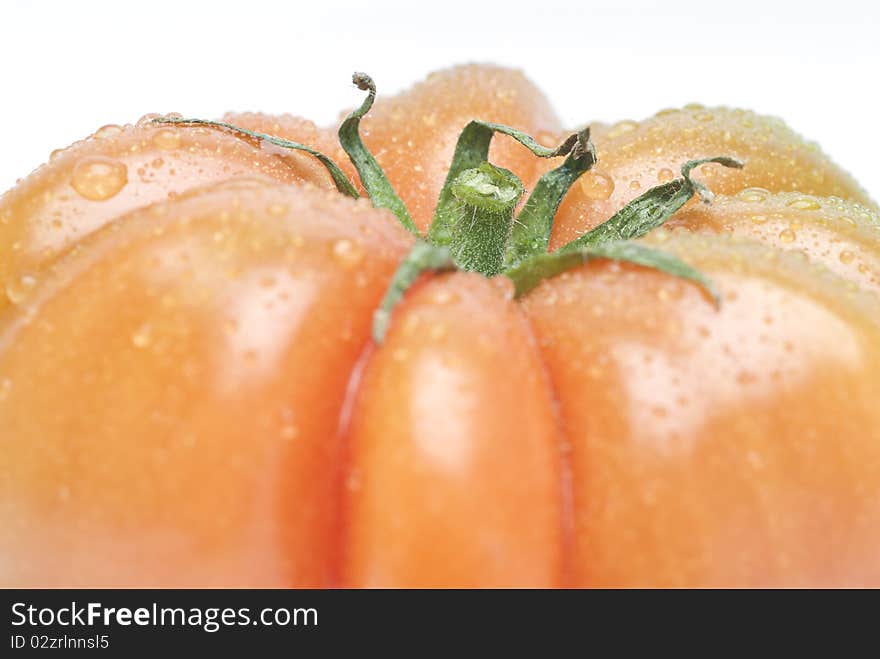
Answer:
[738,187,770,203]
[578,171,615,201]
[606,120,638,138]
[92,124,123,140]
[332,239,365,269]
[130,323,153,349]
[778,228,797,243]
[152,129,182,151]
[70,157,128,201]
[786,197,822,211]
[4,273,38,306]
[657,168,674,183]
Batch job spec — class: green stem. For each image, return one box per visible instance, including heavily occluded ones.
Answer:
[373,241,456,343]
[338,73,418,234]
[559,156,743,252]
[447,162,524,276]
[427,122,584,248]
[151,117,360,198]
[505,241,720,305]
[502,128,596,268]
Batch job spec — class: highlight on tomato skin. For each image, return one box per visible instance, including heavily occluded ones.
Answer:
[1,63,879,588]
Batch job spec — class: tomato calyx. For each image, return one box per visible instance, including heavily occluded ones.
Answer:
[559,156,744,252]
[338,73,418,233]
[153,73,744,344]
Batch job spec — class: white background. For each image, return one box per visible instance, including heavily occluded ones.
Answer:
[2,0,878,200]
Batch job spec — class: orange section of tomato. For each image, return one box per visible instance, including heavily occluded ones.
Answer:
[0,181,410,586]
[548,107,876,249]
[522,233,880,586]
[341,273,565,587]
[661,191,880,293]
[0,120,334,312]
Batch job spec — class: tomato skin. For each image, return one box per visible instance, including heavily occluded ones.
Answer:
[0,120,333,312]
[548,107,876,250]
[521,234,880,586]
[341,273,564,587]
[0,181,410,586]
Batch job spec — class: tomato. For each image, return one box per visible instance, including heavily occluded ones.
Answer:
[1,65,879,587]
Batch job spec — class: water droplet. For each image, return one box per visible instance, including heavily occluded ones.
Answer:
[0,378,12,402]
[402,315,421,336]
[131,323,153,349]
[137,113,162,126]
[738,187,769,203]
[93,124,123,139]
[607,120,638,138]
[629,179,641,191]
[57,484,71,503]
[839,250,855,264]
[5,273,38,305]
[152,129,182,151]
[750,214,768,225]
[746,450,765,470]
[786,197,821,211]
[280,424,300,441]
[778,228,797,243]
[656,168,674,183]
[332,239,364,268]
[71,157,128,201]
[537,131,558,148]
[346,471,362,491]
[578,171,615,200]
[431,289,460,305]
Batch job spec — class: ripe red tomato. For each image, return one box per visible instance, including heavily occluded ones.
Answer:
[1,65,878,587]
